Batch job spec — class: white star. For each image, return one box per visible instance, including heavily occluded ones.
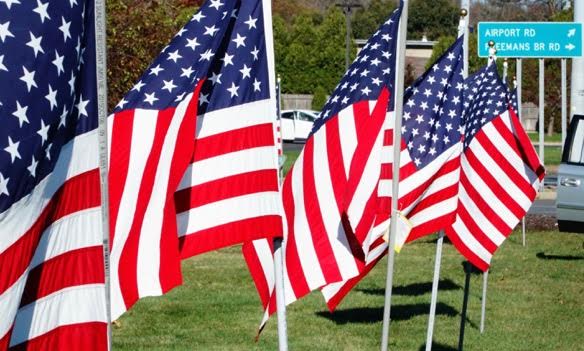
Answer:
[45,143,52,160]
[27,156,38,177]
[415,114,424,124]
[253,79,261,92]
[0,173,9,196]
[443,64,452,73]
[192,11,205,22]
[204,25,219,36]
[232,33,246,48]
[209,0,223,10]
[448,110,457,118]
[361,86,372,96]
[383,67,391,75]
[209,72,222,85]
[45,85,58,111]
[447,52,456,60]
[116,98,128,109]
[239,64,251,79]
[370,58,381,66]
[33,0,51,23]
[350,83,359,91]
[403,112,411,120]
[37,119,50,145]
[221,53,234,66]
[4,136,20,163]
[76,94,90,118]
[427,76,436,84]
[443,135,450,144]
[59,17,71,42]
[144,92,159,105]
[68,72,76,95]
[412,128,419,137]
[167,50,182,63]
[429,147,437,156]
[414,158,421,166]
[420,101,429,110]
[0,21,14,43]
[181,66,195,78]
[199,49,214,61]
[0,55,7,72]
[174,92,186,102]
[423,89,432,97]
[186,37,200,51]
[251,46,260,60]
[341,96,349,104]
[417,144,426,154]
[52,51,65,76]
[162,79,177,92]
[199,93,209,105]
[245,15,258,29]
[69,0,77,7]
[175,28,187,37]
[406,99,415,108]
[382,33,391,41]
[59,106,68,128]
[227,82,239,98]
[360,69,370,77]
[0,0,21,9]
[20,67,37,92]
[149,64,164,76]
[26,32,44,57]
[132,80,145,92]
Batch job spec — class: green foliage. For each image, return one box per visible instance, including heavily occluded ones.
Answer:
[352,0,397,40]
[408,0,459,40]
[312,86,328,111]
[106,0,196,110]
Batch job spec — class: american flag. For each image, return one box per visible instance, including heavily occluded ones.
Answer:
[108,0,281,319]
[323,37,466,310]
[445,63,544,271]
[243,5,403,328]
[0,1,107,350]
[508,87,519,115]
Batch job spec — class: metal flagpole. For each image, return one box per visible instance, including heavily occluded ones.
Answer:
[539,59,545,176]
[273,75,288,351]
[380,1,409,350]
[424,5,468,350]
[479,270,488,333]
[561,58,567,150]
[503,58,508,82]
[94,0,113,348]
[517,58,526,246]
[458,262,472,351]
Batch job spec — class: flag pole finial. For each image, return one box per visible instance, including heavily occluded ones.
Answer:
[460,8,468,17]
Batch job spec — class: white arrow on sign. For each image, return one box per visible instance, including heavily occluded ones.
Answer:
[566,43,576,51]
[568,28,577,37]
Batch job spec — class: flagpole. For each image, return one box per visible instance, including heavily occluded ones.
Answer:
[516,58,526,246]
[380,1,409,350]
[424,6,468,350]
[94,0,112,348]
[273,75,288,351]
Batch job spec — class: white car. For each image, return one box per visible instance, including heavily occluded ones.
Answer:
[557,114,584,233]
[280,109,320,142]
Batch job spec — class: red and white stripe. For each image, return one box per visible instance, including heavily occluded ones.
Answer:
[175,99,283,258]
[322,119,463,310]
[243,90,393,327]
[0,130,108,350]
[108,88,201,320]
[446,109,544,271]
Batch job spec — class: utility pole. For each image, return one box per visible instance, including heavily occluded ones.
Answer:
[336,1,363,70]
[571,0,584,119]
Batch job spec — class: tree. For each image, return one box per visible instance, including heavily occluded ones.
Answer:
[352,0,397,40]
[408,0,459,41]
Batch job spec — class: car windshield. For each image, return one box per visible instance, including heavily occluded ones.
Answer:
[282,112,294,120]
[298,112,315,122]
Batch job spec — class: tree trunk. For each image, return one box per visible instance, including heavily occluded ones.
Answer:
[547,116,555,136]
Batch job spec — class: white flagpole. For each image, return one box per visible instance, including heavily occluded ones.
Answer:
[503,58,508,83]
[424,6,468,350]
[94,0,112,348]
[273,75,288,351]
[380,1,409,350]
[516,58,526,246]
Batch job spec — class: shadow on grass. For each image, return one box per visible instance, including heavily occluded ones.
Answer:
[358,279,462,297]
[536,252,584,261]
[316,302,458,324]
[418,342,457,351]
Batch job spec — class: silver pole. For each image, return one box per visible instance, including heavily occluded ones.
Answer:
[274,75,288,351]
[538,59,545,173]
[425,232,445,351]
[94,0,112,348]
[479,270,489,333]
[571,0,584,118]
[517,58,526,246]
[424,5,468,350]
[561,58,567,150]
[380,1,409,350]
[503,58,508,82]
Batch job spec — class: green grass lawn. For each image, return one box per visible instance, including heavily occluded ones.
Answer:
[543,146,562,168]
[112,230,584,350]
[528,132,562,144]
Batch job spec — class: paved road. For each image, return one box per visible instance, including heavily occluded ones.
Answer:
[283,141,305,152]
[529,199,556,216]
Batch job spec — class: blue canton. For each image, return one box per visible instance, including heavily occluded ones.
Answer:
[311,4,402,135]
[115,0,270,115]
[402,36,464,169]
[0,0,97,213]
[462,63,508,149]
[508,87,518,114]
